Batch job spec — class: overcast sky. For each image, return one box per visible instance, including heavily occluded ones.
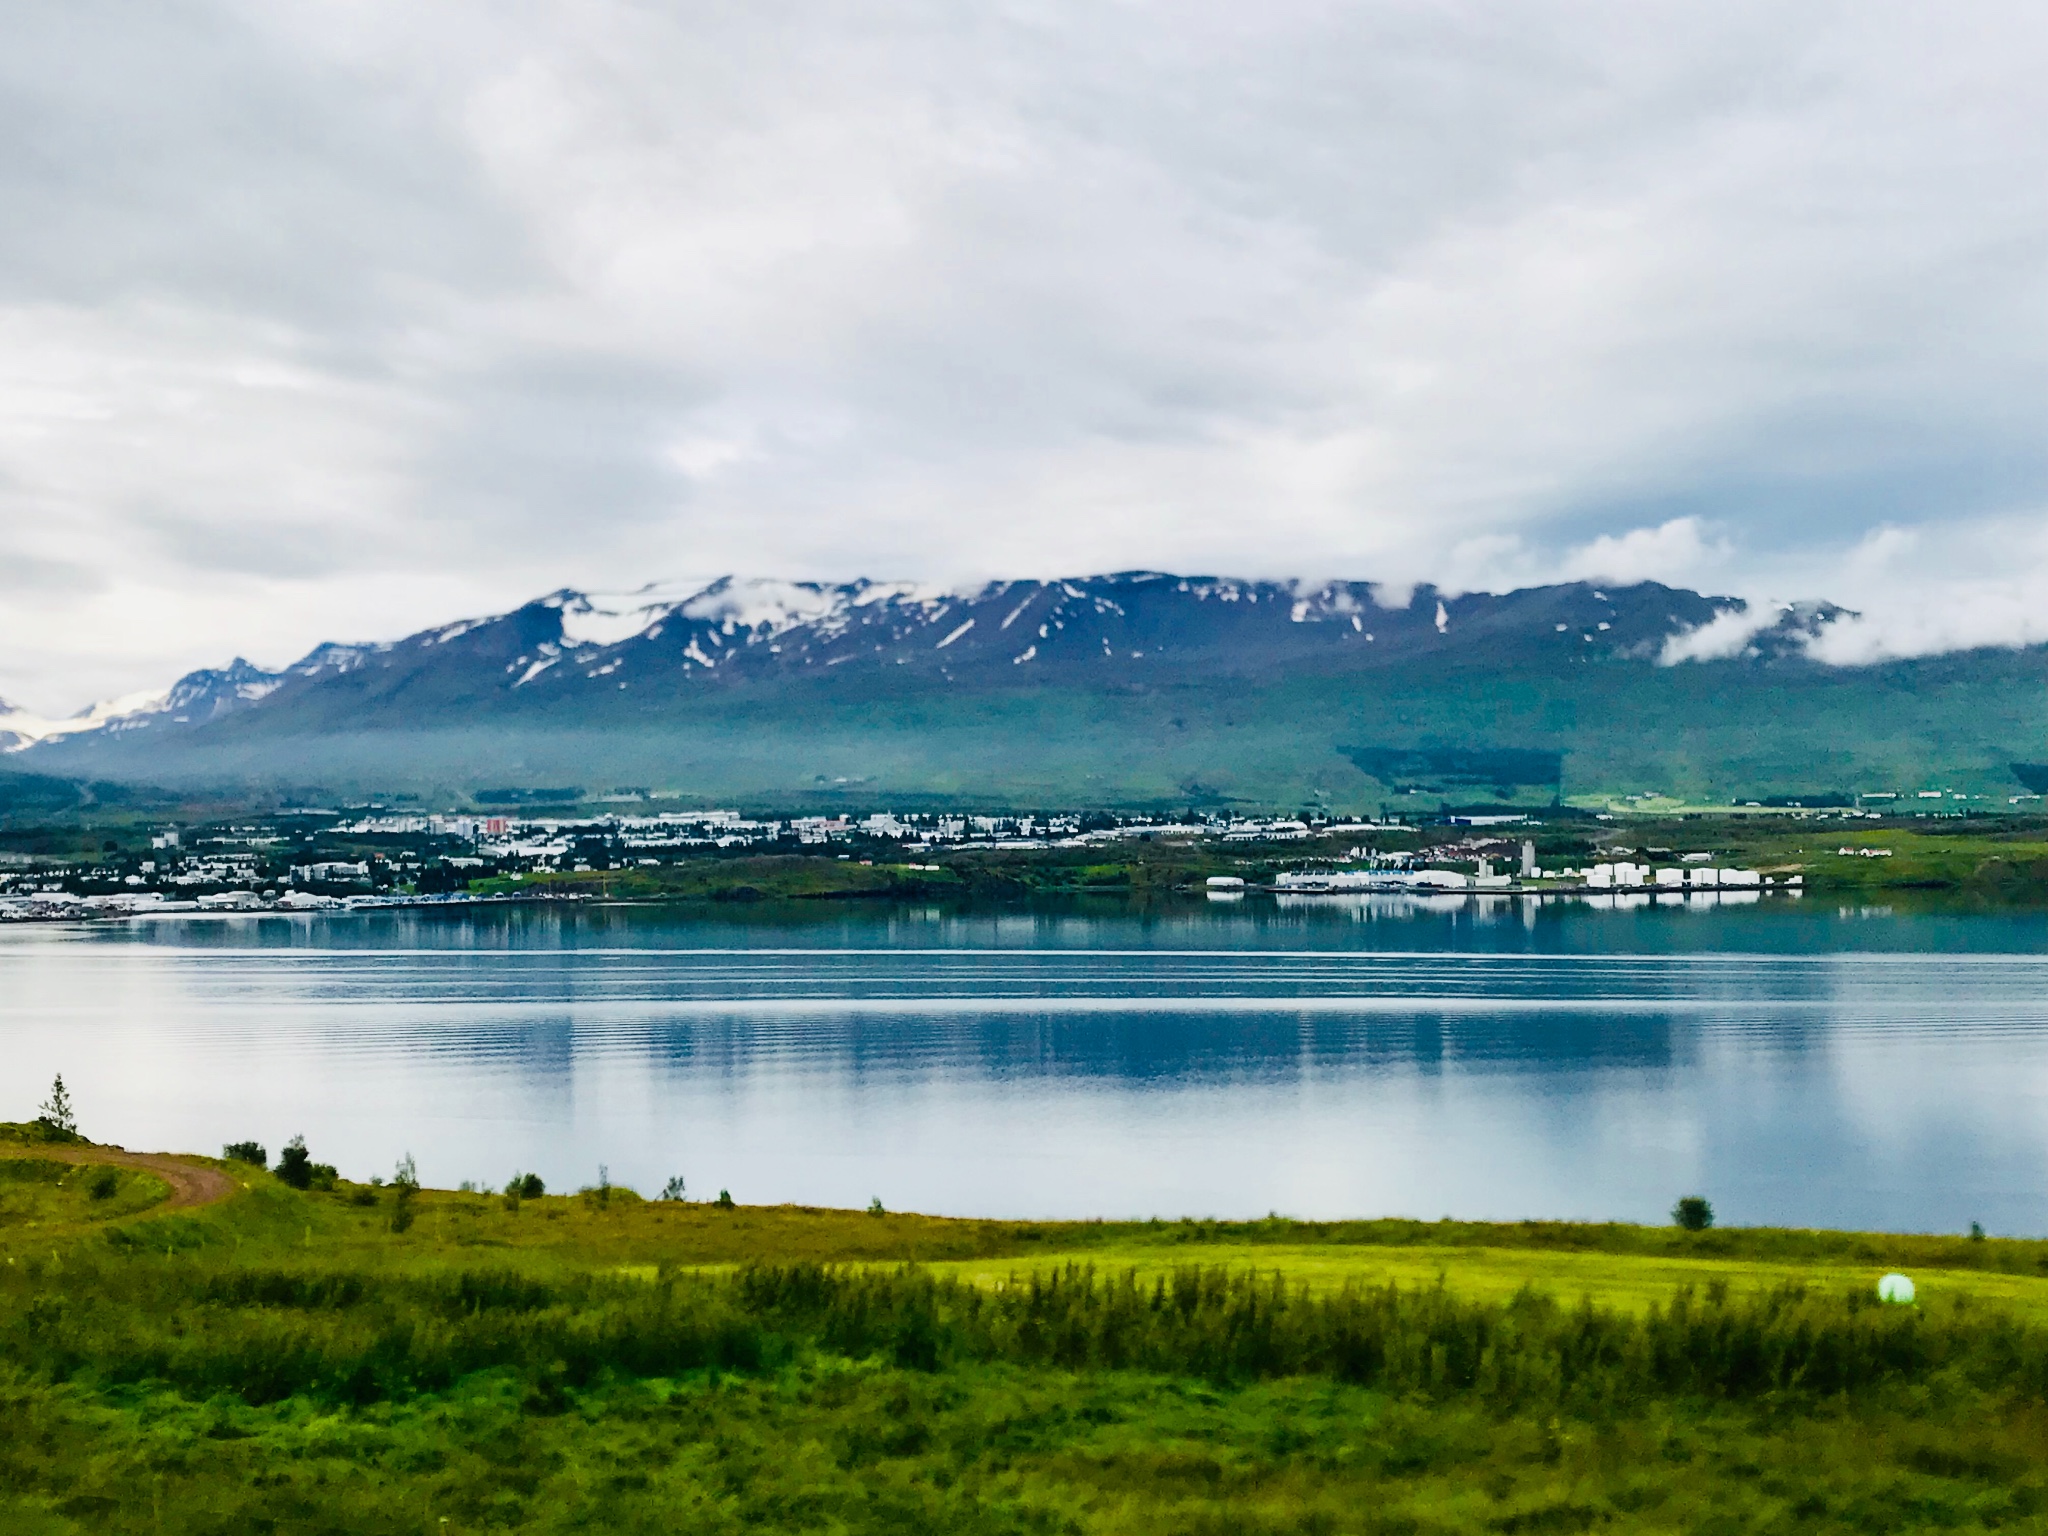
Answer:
[3,0,2046,711]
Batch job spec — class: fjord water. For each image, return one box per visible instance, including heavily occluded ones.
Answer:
[6,897,2048,1233]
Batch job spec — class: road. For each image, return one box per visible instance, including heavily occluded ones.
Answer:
[34,1145,240,1209]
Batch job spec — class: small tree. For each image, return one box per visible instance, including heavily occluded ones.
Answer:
[223,1141,267,1168]
[660,1175,686,1202]
[276,1135,313,1189]
[1672,1195,1714,1232]
[36,1075,77,1139]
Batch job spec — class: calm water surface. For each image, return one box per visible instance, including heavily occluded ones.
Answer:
[5,895,2048,1232]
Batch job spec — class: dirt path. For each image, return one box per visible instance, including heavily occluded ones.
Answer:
[30,1146,240,1210]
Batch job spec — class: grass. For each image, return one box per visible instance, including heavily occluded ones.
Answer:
[469,845,1224,904]
[469,854,965,903]
[927,1240,2048,1323]
[0,1159,171,1235]
[9,1153,2048,1531]
[1616,817,2048,890]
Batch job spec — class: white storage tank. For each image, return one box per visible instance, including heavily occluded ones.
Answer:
[1411,869,1473,890]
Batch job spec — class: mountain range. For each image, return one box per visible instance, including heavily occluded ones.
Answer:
[7,573,2046,810]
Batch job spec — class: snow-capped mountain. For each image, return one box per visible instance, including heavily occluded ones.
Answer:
[1,660,287,752]
[0,688,171,752]
[5,573,1849,759]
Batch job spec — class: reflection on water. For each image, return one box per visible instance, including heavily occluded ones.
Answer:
[3,897,2047,1232]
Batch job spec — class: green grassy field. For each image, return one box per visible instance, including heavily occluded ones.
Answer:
[928,1240,2048,1323]
[8,1135,2048,1532]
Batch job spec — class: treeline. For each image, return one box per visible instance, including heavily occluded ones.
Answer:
[8,1254,2048,1411]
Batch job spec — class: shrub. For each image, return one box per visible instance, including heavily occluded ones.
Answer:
[868,1197,886,1217]
[660,1175,686,1202]
[222,1141,267,1168]
[390,1155,418,1234]
[1673,1196,1714,1232]
[520,1173,544,1200]
[716,1189,735,1210]
[308,1162,338,1192]
[275,1136,313,1190]
[87,1168,119,1201]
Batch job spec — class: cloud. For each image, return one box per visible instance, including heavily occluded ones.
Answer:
[1659,604,1781,665]
[1797,518,2048,664]
[1559,519,1729,588]
[2,0,2048,708]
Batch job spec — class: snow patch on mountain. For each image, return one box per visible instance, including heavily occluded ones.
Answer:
[677,578,846,635]
[291,642,386,677]
[545,591,671,649]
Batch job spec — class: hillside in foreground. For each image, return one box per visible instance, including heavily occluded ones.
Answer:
[13,572,2048,809]
[5,1125,2048,1532]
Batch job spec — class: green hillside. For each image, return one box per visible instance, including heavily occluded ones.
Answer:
[40,646,2048,812]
